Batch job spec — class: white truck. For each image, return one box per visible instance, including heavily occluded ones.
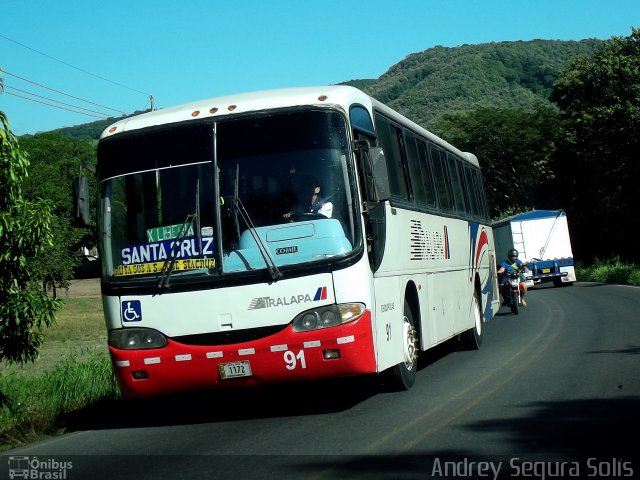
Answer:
[493,209,576,287]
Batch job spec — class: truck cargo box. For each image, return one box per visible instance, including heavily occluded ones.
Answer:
[493,210,576,287]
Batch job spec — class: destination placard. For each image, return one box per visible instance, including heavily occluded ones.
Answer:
[146,222,195,242]
[114,258,216,277]
[120,236,214,265]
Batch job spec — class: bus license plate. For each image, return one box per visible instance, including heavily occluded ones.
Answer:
[218,361,252,379]
[542,268,551,273]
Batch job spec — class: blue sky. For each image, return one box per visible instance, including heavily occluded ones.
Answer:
[1,0,638,135]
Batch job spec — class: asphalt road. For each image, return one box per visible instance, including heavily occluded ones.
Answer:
[3,282,639,479]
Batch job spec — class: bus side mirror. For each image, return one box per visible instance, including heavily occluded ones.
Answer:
[73,176,91,226]
[363,146,390,203]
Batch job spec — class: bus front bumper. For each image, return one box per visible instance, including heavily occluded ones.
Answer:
[109,311,376,398]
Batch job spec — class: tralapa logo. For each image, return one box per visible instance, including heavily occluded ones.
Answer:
[248,286,328,310]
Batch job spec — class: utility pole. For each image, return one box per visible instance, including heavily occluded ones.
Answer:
[150,95,155,111]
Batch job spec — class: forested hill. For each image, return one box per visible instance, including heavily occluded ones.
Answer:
[52,38,604,141]
[343,38,604,131]
[51,111,147,143]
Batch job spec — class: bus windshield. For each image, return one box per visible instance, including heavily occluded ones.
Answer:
[97,108,358,286]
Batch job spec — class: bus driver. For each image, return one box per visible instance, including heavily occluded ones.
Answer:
[283,179,333,221]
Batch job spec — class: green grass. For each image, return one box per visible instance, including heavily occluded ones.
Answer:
[576,257,640,286]
[0,350,120,448]
[0,296,120,451]
[1,296,107,375]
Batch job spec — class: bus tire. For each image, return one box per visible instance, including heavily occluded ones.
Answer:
[460,289,483,350]
[385,300,418,390]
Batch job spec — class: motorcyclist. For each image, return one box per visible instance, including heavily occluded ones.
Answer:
[497,248,530,307]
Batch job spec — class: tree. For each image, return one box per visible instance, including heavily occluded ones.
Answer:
[550,28,640,263]
[437,105,561,219]
[0,87,62,368]
[19,133,98,293]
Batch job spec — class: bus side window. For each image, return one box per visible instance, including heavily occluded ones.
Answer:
[417,139,437,207]
[475,169,491,221]
[430,145,453,211]
[463,163,481,218]
[403,131,427,205]
[350,105,376,138]
[375,115,408,200]
[449,154,469,214]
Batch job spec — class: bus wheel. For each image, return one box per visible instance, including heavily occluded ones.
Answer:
[460,289,483,350]
[386,300,418,390]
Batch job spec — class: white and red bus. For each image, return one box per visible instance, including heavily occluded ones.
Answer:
[90,86,500,398]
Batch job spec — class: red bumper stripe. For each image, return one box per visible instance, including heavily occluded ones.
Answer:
[110,311,376,398]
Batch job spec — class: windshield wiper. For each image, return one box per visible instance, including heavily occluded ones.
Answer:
[157,180,201,291]
[232,164,282,282]
[156,212,197,291]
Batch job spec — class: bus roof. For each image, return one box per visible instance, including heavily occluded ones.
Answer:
[100,85,371,139]
[100,84,478,166]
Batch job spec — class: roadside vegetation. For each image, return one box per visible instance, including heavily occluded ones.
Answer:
[576,258,640,287]
[0,295,120,451]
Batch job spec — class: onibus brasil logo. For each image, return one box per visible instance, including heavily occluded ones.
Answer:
[7,456,72,479]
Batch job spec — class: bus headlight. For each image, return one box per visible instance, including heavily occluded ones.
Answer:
[292,303,366,332]
[108,328,167,350]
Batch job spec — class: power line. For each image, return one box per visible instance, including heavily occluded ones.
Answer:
[4,91,108,119]
[4,85,116,118]
[0,33,152,97]
[2,69,127,115]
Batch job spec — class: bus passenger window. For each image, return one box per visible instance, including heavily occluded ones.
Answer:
[430,145,453,210]
[449,154,468,214]
[375,115,408,200]
[404,131,426,204]
[417,140,437,206]
[475,170,491,221]
[463,164,481,218]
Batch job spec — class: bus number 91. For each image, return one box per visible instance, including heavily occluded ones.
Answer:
[284,350,306,370]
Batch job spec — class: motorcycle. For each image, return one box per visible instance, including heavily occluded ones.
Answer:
[504,269,525,315]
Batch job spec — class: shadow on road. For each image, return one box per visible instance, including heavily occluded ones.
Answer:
[288,396,640,479]
[59,376,381,431]
[60,336,466,433]
[464,396,640,457]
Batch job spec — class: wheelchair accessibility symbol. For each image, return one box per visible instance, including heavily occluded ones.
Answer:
[122,300,142,322]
